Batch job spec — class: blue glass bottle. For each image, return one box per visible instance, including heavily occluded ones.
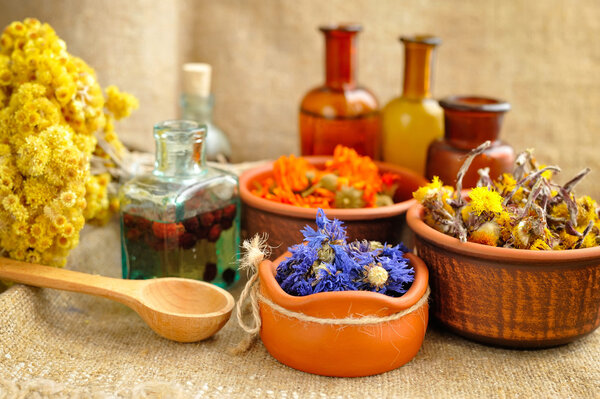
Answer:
[119,120,240,288]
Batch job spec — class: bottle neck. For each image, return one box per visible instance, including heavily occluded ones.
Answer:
[444,110,506,149]
[440,96,510,149]
[401,37,439,100]
[152,120,207,177]
[181,94,214,124]
[321,26,360,90]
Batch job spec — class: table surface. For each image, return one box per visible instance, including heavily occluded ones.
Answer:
[0,219,599,398]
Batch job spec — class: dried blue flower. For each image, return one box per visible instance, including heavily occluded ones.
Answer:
[275,209,415,297]
[300,208,347,249]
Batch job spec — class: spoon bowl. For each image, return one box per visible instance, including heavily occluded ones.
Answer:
[137,278,235,342]
[0,257,235,342]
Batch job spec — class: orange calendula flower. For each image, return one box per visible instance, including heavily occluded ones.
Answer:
[251,145,400,209]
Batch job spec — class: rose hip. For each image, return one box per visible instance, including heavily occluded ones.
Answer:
[223,203,237,219]
[198,212,215,227]
[152,222,185,240]
[208,224,222,242]
[183,217,200,234]
[204,262,217,281]
[212,209,223,223]
[179,233,197,250]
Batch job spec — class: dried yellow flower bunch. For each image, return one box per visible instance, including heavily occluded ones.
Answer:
[414,142,600,250]
[0,18,138,266]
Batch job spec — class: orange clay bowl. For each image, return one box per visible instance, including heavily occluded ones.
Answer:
[240,156,428,258]
[258,251,429,377]
[407,203,600,348]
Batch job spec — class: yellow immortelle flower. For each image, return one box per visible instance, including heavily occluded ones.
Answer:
[0,18,137,266]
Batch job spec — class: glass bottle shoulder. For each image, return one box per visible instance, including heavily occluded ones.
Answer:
[300,85,379,118]
[119,166,238,222]
[383,96,442,118]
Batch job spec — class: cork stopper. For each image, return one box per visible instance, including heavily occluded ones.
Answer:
[182,63,212,96]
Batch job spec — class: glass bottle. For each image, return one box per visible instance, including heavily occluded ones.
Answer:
[181,63,232,163]
[382,35,443,176]
[299,24,380,158]
[425,96,515,188]
[119,120,240,289]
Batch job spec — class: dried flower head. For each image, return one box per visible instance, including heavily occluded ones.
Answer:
[414,141,600,250]
[275,209,414,297]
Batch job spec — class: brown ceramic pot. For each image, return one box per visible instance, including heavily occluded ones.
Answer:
[258,251,429,377]
[240,157,428,258]
[407,203,600,348]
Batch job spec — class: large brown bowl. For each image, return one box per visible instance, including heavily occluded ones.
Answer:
[407,203,600,348]
[240,157,428,258]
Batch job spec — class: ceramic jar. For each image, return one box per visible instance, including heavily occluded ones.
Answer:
[258,251,430,377]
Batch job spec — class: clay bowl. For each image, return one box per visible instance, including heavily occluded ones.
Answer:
[258,251,429,377]
[407,203,600,348]
[240,157,427,258]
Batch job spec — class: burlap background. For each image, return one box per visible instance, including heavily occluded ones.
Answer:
[1,0,599,196]
[1,1,600,397]
[0,219,599,398]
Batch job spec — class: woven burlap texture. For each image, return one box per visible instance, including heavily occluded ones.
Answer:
[0,219,599,398]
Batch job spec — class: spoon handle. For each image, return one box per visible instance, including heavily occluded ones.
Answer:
[0,257,140,305]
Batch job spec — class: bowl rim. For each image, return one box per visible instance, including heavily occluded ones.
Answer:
[239,156,428,220]
[407,202,600,262]
[258,250,429,316]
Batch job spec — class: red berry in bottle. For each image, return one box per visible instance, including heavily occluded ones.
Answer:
[208,224,222,242]
[152,222,185,240]
[135,216,152,230]
[183,217,200,234]
[221,217,233,230]
[223,203,237,219]
[179,233,197,250]
[123,213,138,228]
[198,212,215,227]
[195,226,209,240]
[212,209,223,223]
[126,227,143,241]
[203,262,217,282]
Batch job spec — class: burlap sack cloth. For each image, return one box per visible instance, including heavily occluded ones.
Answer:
[0,220,598,398]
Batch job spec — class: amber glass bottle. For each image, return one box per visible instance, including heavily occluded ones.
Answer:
[425,96,515,188]
[299,24,380,158]
[382,36,443,175]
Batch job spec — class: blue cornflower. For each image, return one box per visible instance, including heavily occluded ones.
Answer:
[276,244,318,295]
[300,208,347,248]
[349,240,414,297]
[312,262,356,293]
[274,209,414,297]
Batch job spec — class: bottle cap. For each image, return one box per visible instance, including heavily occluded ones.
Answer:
[182,63,212,96]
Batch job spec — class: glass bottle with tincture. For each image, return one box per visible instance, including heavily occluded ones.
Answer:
[382,35,443,175]
[299,24,380,158]
[119,120,240,288]
[181,63,232,163]
[426,96,515,188]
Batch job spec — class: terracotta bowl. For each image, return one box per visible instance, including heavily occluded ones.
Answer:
[407,203,600,348]
[258,251,429,377]
[240,157,428,258]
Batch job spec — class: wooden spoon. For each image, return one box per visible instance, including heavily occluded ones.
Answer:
[0,257,235,342]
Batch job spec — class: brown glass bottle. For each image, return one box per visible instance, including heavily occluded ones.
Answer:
[299,24,380,158]
[425,96,515,188]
